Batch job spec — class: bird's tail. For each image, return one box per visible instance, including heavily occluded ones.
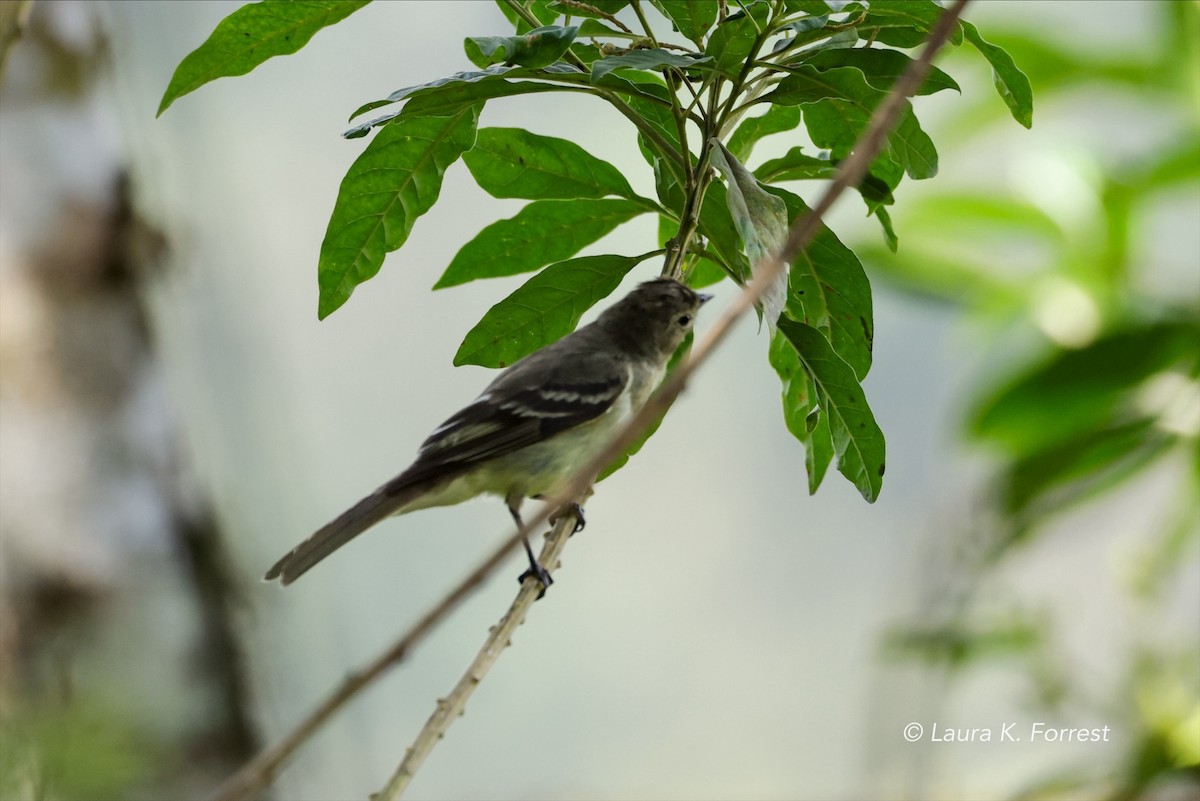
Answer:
[264,483,419,586]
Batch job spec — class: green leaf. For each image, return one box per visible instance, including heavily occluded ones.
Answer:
[454,254,644,367]
[651,0,719,47]
[697,182,752,283]
[855,240,1024,312]
[961,20,1034,129]
[348,63,581,122]
[463,127,638,200]
[769,12,843,58]
[970,321,1200,456]
[704,1,771,79]
[770,187,874,379]
[779,25,860,58]
[767,65,938,180]
[656,166,748,282]
[598,71,681,157]
[686,258,726,288]
[803,47,960,95]
[343,64,584,138]
[591,48,712,82]
[756,147,897,220]
[727,105,802,162]
[783,1,864,14]
[805,408,835,493]
[577,18,640,38]
[317,106,480,319]
[860,0,961,49]
[905,193,1062,243]
[873,206,898,252]
[754,146,837,183]
[1001,419,1172,519]
[777,318,885,501]
[779,14,830,36]
[709,140,789,329]
[157,0,370,116]
[768,329,833,493]
[465,25,579,68]
[434,198,647,288]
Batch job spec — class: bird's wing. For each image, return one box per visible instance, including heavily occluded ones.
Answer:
[389,347,629,489]
[264,342,627,585]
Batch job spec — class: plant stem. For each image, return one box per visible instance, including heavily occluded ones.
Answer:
[373,501,586,800]
[630,0,659,46]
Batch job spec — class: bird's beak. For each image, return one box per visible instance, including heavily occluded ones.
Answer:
[698,292,714,304]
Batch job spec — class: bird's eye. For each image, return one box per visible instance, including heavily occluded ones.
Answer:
[677,314,692,327]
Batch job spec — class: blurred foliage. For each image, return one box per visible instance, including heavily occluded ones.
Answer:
[875,3,1199,799]
[1,695,154,800]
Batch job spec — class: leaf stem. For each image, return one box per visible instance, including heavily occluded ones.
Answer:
[630,0,659,47]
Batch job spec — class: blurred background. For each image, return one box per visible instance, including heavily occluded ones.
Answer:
[0,1,1196,799]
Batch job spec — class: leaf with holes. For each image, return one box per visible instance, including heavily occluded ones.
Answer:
[768,329,834,494]
[770,187,874,379]
[777,318,885,501]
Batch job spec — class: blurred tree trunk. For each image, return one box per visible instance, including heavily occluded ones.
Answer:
[0,3,259,796]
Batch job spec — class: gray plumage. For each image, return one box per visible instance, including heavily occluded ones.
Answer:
[265,278,710,585]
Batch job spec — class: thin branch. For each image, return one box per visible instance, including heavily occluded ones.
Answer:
[629,0,659,47]
[213,3,969,798]
[373,499,584,799]
[209,526,541,801]
[375,1,970,797]
[555,0,635,34]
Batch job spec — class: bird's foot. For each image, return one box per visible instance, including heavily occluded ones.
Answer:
[550,502,586,535]
[517,561,554,600]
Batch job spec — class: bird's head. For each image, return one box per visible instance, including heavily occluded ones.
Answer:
[597,278,713,360]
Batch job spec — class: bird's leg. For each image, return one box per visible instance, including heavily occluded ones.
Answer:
[507,501,552,599]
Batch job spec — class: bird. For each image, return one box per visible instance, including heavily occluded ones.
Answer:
[264,277,712,591]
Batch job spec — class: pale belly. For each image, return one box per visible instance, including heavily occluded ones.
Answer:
[399,360,661,514]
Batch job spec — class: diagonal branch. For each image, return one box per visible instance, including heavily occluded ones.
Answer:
[372,499,584,799]
[210,3,970,798]
[209,525,539,801]
[376,1,971,798]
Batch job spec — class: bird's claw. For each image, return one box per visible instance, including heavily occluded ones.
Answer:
[550,502,586,536]
[518,561,554,600]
